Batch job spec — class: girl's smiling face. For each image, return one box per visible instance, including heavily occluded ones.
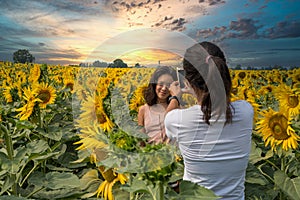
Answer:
[155,74,174,102]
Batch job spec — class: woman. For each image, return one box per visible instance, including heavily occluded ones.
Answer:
[164,41,254,199]
[138,66,177,144]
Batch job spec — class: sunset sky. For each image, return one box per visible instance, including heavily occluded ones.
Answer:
[0,0,299,68]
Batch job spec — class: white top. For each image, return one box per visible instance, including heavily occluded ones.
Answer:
[165,100,253,200]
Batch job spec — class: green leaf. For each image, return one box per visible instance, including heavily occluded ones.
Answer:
[100,144,176,174]
[121,178,150,194]
[168,161,184,183]
[0,195,34,200]
[177,180,219,199]
[125,179,162,200]
[15,120,36,130]
[0,151,9,163]
[36,126,62,141]
[246,163,269,185]
[32,187,82,200]
[111,187,130,200]
[249,141,273,164]
[29,171,81,190]
[80,169,100,190]
[0,175,16,195]
[245,183,278,200]
[26,140,49,154]
[1,159,22,174]
[274,170,300,200]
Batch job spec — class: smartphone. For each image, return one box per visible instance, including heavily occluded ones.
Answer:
[176,67,185,88]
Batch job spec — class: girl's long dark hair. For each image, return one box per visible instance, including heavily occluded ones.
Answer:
[143,66,177,106]
[183,41,233,125]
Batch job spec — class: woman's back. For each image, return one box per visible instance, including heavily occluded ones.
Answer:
[165,100,253,199]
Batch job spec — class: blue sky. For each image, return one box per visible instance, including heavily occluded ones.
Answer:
[0,0,299,68]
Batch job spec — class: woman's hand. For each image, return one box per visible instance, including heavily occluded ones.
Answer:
[169,81,182,97]
[181,80,196,97]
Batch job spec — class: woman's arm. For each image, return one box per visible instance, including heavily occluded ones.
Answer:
[166,81,182,113]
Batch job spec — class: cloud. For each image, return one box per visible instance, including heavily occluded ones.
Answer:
[264,20,300,39]
[35,48,83,65]
[194,18,262,41]
[197,26,227,38]
[226,18,262,39]
[103,0,224,30]
[195,18,300,42]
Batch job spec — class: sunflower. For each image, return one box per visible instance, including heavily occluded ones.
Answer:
[182,93,197,107]
[15,87,41,120]
[96,109,114,132]
[73,83,89,101]
[77,94,114,132]
[96,166,128,200]
[290,68,300,85]
[3,86,19,103]
[256,109,300,151]
[257,85,276,96]
[63,76,75,92]
[15,101,36,121]
[247,98,260,122]
[85,76,99,93]
[96,77,110,99]
[28,64,41,83]
[129,85,146,112]
[35,82,57,109]
[115,78,132,98]
[74,122,109,156]
[274,84,300,117]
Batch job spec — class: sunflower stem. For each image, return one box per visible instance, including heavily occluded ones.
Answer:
[37,107,43,129]
[280,156,285,171]
[158,181,164,200]
[1,123,17,195]
[258,163,274,183]
[265,159,280,171]
[129,173,135,200]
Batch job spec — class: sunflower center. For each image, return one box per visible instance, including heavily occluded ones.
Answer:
[99,167,117,182]
[231,87,238,95]
[66,83,74,90]
[38,90,51,103]
[116,138,126,149]
[96,112,107,124]
[269,114,289,140]
[266,86,272,92]
[288,95,299,108]
[238,72,246,79]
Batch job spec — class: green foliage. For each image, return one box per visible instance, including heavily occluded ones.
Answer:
[246,130,300,199]
[122,179,219,200]
[13,49,35,63]
[0,81,83,199]
[108,59,128,68]
[274,170,300,200]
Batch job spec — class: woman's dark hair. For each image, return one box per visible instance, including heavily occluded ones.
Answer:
[183,41,233,124]
[143,66,177,106]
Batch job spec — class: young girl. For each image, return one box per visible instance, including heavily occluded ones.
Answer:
[138,66,177,144]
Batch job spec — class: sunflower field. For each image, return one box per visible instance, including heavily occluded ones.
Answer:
[0,61,299,200]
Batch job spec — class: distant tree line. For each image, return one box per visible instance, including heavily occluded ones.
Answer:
[10,49,297,70]
[79,58,145,68]
[231,64,294,70]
